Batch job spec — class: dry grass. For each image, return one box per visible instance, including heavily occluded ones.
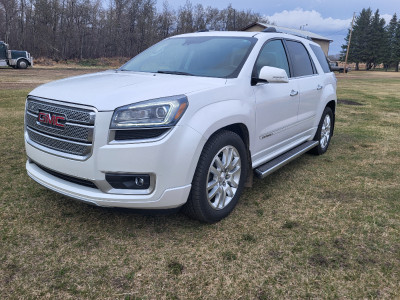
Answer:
[0,69,399,299]
[33,57,130,68]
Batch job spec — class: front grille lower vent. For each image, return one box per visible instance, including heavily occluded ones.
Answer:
[25,97,96,159]
[34,162,98,189]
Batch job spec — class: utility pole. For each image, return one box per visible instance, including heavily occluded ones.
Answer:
[344,12,356,74]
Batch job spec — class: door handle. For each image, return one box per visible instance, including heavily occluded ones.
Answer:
[317,84,323,90]
[290,90,298,96]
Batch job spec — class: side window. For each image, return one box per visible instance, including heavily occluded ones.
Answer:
[285,40,315,77]
[253,39,290,78]
[310,44,331,73]
[0,44,6,59]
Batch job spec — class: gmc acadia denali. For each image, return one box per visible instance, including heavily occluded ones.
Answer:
[25,30,337,223]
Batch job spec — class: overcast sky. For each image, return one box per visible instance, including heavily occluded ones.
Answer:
[161,0,399,55]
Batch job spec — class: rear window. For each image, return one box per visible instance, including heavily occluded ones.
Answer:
[310,44,331,73]
[286,41,315,77]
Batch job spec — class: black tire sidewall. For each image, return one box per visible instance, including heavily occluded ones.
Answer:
[190,131,248,222]
[17,60,28,69]
[314,107,333,155]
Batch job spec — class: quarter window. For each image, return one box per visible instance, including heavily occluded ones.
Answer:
[310,44,331,73]
[254,39,290,78]
[286,41,315,77]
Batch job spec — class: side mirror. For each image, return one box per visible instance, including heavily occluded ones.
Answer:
[258,66,289,83]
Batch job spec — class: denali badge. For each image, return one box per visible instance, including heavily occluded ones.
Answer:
[37,111,66,128]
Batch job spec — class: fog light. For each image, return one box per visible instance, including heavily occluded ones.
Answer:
[106,174,150,190]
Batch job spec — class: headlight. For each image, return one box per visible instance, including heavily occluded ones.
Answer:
[110,95,188,129]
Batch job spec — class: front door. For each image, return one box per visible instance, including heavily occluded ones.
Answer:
[252,39,300,164]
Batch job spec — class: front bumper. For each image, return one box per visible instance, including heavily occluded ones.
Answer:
[25,111,206,209]
[26,160,191,208]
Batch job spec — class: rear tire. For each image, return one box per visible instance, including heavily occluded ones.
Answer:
[310,107,334,155]
[183,130,248,223]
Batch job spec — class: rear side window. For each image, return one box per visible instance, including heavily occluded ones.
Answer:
[253,39,290,77]
[285,41,315,77]
[310,44,331,73]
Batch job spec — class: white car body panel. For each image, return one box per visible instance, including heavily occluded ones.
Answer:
[30,71,227,111]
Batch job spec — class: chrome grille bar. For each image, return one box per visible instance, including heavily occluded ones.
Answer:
[25,97,96,159]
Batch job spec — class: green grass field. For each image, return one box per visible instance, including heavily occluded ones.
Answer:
[0,68,399,299]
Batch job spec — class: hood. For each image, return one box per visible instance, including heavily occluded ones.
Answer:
[29,70,227,111]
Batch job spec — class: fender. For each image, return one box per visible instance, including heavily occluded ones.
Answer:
[186,98,255,149]
[16,57,30,65]
[312,82,337,131]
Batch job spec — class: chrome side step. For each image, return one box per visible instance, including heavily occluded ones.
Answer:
[254,141,319,178]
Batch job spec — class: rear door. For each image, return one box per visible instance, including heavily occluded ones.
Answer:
[284,40,322,135]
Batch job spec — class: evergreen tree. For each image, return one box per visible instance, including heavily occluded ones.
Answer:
[384,13,398,69]
[394,19,400,72]
[341,8,372,70]
[366,9,386,69]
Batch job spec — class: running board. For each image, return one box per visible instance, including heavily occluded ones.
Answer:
[254,141,319,179]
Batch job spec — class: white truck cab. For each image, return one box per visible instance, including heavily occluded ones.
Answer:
[25,30,337,222]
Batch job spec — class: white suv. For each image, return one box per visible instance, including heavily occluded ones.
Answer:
[25,31,337,223]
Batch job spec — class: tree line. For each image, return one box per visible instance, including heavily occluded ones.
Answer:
[0,0,268,60]
[341,8,400,71]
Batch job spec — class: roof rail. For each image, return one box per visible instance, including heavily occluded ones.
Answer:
[196,29,209,32]
[262,27,278,33]
[262,26,313,41]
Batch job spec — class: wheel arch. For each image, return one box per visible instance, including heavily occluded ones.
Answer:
[220,123,250,149]
[189,123,252,189]
[325,100,336,134]
[17,58,30,68]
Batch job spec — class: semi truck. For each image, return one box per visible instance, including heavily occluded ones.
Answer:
[0,41,33,69]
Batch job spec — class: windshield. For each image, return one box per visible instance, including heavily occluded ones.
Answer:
[120,36,257,78]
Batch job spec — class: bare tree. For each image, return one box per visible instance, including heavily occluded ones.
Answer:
[1,0,275,60]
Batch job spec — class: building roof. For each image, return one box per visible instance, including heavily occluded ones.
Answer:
[241,22,332,42]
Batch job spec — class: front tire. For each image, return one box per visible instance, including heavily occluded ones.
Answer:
[183,130,248,223]
[310,107,334,155]
[17,59,28,69]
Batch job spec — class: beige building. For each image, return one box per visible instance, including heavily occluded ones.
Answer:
[241,22,332,56]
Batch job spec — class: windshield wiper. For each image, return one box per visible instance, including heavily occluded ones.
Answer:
[157,70,194,76]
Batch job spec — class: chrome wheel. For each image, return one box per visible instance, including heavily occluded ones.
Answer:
[320,114,331,149]
[206,145,241,210]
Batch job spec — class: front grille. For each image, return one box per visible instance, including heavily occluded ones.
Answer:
[25,112,92,142]
[34,162,98,189]
[25,97,95,159]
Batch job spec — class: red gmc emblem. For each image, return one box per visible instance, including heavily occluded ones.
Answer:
[37,111,66,128]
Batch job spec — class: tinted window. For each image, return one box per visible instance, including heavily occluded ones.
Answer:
[121,37,257,78]
[286,41,315,77]
[310,44,331,73]
[254,40,290,77]
[0,43,6,59]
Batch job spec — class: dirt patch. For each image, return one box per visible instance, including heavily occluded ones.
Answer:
[0,67,107,90]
